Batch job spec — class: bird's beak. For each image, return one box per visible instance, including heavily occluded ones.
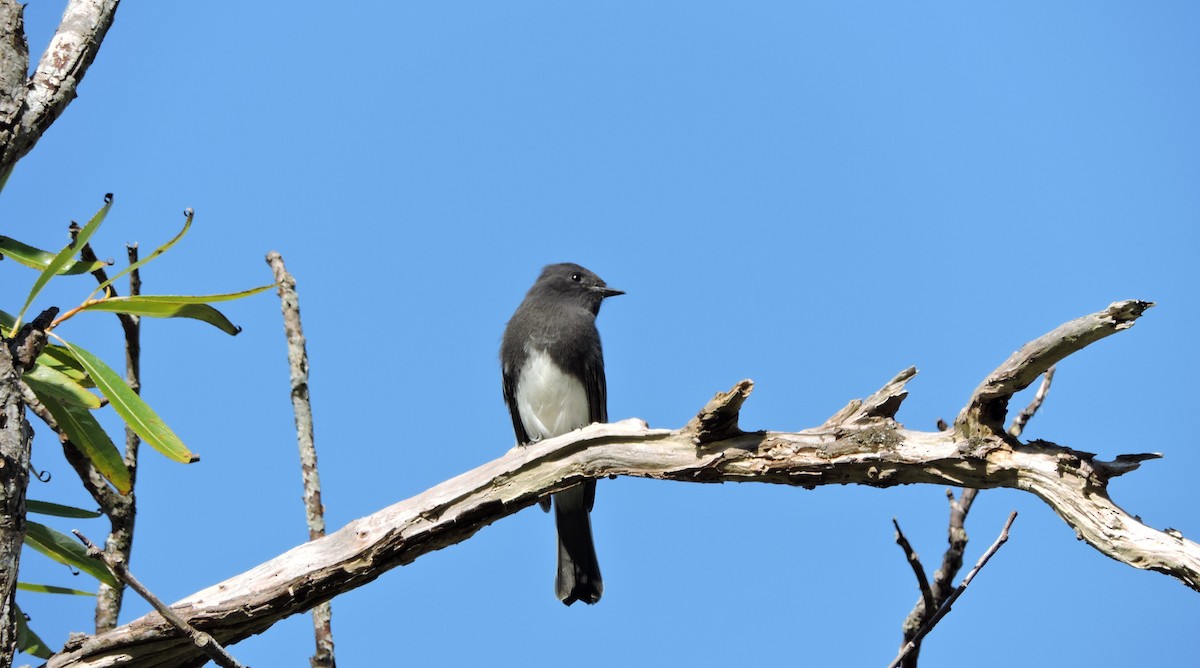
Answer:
[594,286,625,298]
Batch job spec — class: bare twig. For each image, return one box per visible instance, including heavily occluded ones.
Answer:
[892,519,935,617]
[94,243,142,633]
[66,232,143,632]
[72,531,246,668]
[1008,366,1055,438]
[888,512,1018,668]
[266,251,335,668]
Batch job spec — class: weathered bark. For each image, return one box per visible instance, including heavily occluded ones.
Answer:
[0,310,54,667]
[0,343,32,668]
[45,300,1197,667]
[0,0,121,181]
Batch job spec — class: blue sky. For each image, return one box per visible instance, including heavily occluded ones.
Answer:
[3,2,1198,666]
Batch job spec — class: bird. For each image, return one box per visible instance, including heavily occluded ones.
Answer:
[501,263,623,605]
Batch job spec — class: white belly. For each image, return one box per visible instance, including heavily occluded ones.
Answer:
[515,348,589,441]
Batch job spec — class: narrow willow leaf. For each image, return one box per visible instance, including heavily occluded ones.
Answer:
[24,363,102,409]
[80,299,243,336]
[104,283,277,304]
[26,499,102,519]
[17,582,97,596]
[23,522,119,588]
[59,340,197,464]
[14,603,54,659]
[0,236,110,275]
[11,194,113,336]
[94,207,192,294]
[37,344,94,387]
[35,393,131,493]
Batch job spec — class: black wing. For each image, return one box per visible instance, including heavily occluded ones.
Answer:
[501,360,530,446]
[583,352,607,426]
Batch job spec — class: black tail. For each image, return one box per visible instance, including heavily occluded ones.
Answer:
[553,482,602,605]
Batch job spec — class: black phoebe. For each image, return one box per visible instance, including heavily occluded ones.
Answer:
[501,263,623,605]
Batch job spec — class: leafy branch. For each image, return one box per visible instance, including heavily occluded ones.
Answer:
[0,194,272,658]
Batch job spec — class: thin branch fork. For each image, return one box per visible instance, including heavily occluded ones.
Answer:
[887,512,1018,668]
[72,531,245,668]
[44,300,1198,667]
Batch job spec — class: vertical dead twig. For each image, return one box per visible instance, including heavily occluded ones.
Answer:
[266,251,336,668]
[73,531,246,668]
[73,237,141,633]
[893,368,1055,666]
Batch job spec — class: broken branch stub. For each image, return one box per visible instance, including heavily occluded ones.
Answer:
[684,379,754,445]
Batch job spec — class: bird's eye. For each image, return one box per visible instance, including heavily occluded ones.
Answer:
[570,273,582,282]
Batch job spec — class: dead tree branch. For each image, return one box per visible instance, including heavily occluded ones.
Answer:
[0,0,122,180]
[44,300,1196,668]
[266,251,335,668]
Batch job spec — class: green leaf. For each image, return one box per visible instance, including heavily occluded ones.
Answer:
[102,284,277,304]
[59,340,197,464]
[23,362,102,409]
[94,207,193,294]
[14,603,54,659]
[17,582,97,596]
[26,499,102,519]
[35,393,131,493]
[23,522,119,588]
[80,299,243,336]
[37,344,94,387]
[0,235,109,275]
[10,194,113,336]
[75,285,275,336]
